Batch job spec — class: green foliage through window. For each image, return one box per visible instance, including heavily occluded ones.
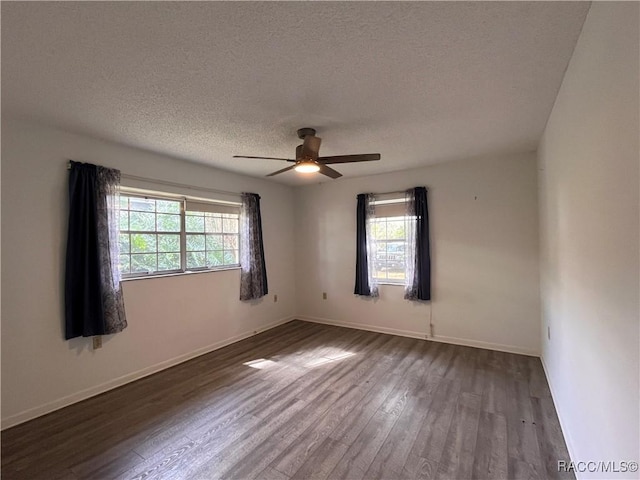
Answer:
[370,215,407,283]
[118,193,240,277]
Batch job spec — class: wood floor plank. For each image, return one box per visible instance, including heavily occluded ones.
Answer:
[257,466,291,480]
[290,438,350,480]
[1,321,573,480]
[75,450,144,480]
[481,368,508,415]
[528,357,552,399]
[505,379,545,479]
[270,382,381,477]
[410,378,461,465]
[530,396,575,480]
[217,389,343,479]
[435,392,482,480]
[364,385,439,480]
[402,454,440,480]
[471,411,508,480]
[328,371,403,445]
[328,409,399,480]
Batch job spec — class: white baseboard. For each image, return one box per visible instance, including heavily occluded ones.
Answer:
[297,315,539,357]
[540,356,578,472]
[298,315,428,340]
[430,333,539,357]
[1,316,295,430]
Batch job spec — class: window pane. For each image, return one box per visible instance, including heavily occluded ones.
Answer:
[369,220,381,240]
[386,220,405,239]
[206,234,223,250]
[223,234,238,250]
[187,251,206,269]
[157,234,180,253]
[229,249,239,264]
[207,250,223,266]
[119,211,129,231]
[131,254,156,273]
[130,197,155,212]
[156,199,180,214]
[130,211,155,231]
[119,254,130,274]
[185,213,205,232]
[158,253,180,271]
[119,197,129,209]
[131,234,157,253]
[223,251,236,264]
[386,242,406,270]
[119,233,130,254]
[205,215,222,233]
[186,234,205,251]
[389,270,405,281]
[223,217,239,233]
[157,214,180,232]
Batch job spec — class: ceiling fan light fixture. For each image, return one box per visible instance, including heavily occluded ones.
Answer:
[234,127,380,179]
[294,161,320,173]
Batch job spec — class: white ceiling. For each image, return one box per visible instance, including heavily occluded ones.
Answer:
[2,2,590,186]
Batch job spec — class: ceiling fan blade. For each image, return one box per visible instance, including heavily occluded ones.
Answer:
[318,164,342,179]
[318,154,381,164]
[266,165,296,177]
[233,155,295,162]
[301,136,322,160]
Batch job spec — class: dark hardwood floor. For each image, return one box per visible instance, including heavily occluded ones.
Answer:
[1,320,573,480]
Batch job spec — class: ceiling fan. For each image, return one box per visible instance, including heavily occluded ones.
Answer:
[233,128,381,179]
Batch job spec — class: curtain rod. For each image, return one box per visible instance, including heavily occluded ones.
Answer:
[375,190,409,195]
[67,161,242,197]
[368,186,426,196]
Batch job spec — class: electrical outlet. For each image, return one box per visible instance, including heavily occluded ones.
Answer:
[274,294,278,303]
[93,336,102,349]
[323,292,327,300]
[547,326,551,340]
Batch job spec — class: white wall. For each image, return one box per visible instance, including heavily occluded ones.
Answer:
[1,119,296,427]
[294,152,540,355]
[538,3,639,477]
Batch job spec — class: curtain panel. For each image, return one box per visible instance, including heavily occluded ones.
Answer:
[239,192,268,300]
[65,161,127,339]
[404,186,431,301]
[354,193,379,297]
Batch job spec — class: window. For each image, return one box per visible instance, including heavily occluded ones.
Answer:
[369,199,409,285]
[185,211,239,269]
[118,192,240,278]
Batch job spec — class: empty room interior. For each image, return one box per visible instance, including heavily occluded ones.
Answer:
[1,2,638,480]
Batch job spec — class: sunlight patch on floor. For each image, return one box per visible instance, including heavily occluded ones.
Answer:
[305,351,356,368]
[243,358,277,369]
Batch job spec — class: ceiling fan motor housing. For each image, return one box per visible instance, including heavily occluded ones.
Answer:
[297,127,316,139]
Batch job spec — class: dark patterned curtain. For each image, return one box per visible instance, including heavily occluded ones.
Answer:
[404,186,431,301]
[354,193,378,297]
[240,193,268,300]
[65,161,127,339]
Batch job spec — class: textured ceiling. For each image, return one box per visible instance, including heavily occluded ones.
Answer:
[2,2,589,186]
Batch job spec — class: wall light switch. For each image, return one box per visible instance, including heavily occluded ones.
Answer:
[323,292,328,300]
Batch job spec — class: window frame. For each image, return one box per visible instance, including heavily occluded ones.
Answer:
[369,198,411,286]
[118,188,241,280]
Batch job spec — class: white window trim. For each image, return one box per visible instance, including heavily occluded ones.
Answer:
[369,196,409,286]
[119,187,242,280]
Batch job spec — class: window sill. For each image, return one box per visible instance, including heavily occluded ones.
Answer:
[121,266,240,282]
[376,281,405,287]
